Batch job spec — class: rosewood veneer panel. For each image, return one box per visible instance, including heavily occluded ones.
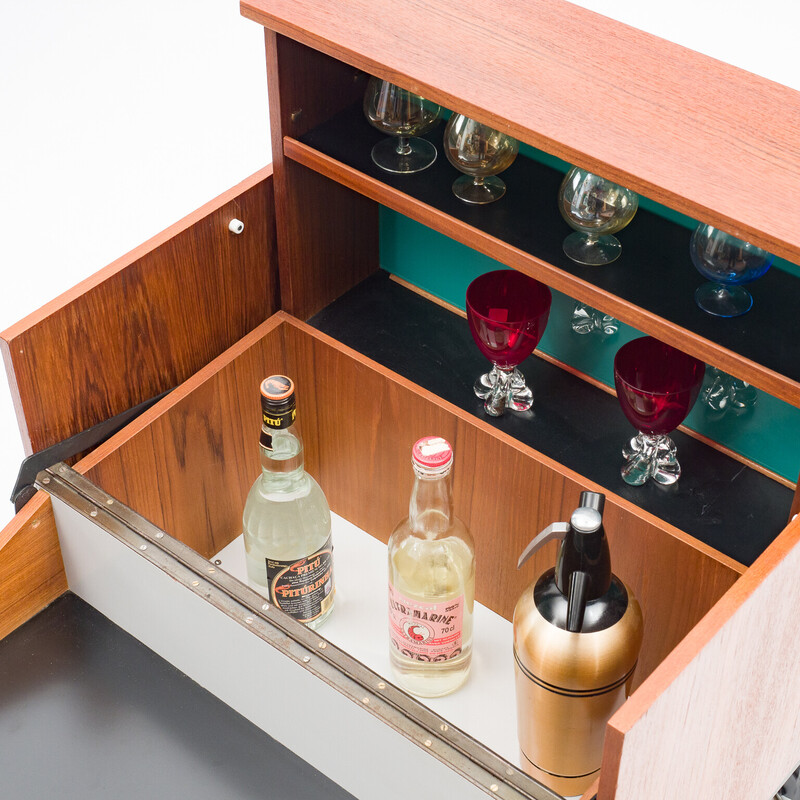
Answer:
[1,167,278,456]
[0,492,66,640]
[242,0,800,264]
[80,315,288,560]
[266,33,378,319]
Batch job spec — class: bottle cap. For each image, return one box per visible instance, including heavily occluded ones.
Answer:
[412,436,453,471]
[260,375,296,429]
[261,375,294,402]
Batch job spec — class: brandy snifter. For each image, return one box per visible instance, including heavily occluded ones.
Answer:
[444,113,518,204]
[363,77,441,174]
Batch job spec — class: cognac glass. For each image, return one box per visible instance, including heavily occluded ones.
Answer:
[444,113,519,204]
[466,270,551,417]
[690,223,774,317]
[558,167,638,265]
[614,337,705,486]
[363,77,441,174]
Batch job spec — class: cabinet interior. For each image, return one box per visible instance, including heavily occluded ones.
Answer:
[78,314,743,698]
[69,28,797,784]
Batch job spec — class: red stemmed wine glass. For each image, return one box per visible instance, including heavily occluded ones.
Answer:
[613,336,705,486]
[466,270,552,417]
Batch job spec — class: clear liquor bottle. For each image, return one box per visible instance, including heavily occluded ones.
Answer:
[243,375,334,630]
[387,436,475,697]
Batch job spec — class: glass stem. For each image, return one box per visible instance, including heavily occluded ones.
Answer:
[473,176,485,186]
[484,366,513,417]
[395,136,412,156]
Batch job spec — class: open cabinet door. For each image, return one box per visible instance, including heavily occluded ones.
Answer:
[0,166,278,638]
[599,513,800,800]
[1,166,278,457]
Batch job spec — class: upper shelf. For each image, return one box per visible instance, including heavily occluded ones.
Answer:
[286,104,800,407]
[241,0,800,265]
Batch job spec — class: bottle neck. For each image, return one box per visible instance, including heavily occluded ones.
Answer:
[259,422,306,489]
[408,467,454,536]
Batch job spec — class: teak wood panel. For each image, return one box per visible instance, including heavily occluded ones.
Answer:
[79,313,742,691]
[266,32,378,320]
[0,492,67,641]
[599,514,800,800]
[242,0,800,266]
[79,314,289,560]
[284,137,800,410]
[1,167,278,456]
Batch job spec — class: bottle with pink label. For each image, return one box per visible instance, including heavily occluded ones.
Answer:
[387,436,475,697]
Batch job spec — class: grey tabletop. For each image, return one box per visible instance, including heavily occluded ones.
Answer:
[0,592,357,800]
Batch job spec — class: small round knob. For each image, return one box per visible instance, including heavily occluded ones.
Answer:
[228,218,244,234]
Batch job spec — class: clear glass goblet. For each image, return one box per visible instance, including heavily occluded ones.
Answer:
[444,114,519,204]
[466,270,551,417]
[614,336,705,486]
[363,77,441,174]
[558,167,638,265]
[690,223,774,317]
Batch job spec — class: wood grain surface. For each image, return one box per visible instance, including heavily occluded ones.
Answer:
[79,313,744,690]
[0,167,278,456]
[78,313,289,559]
[242,0,800,266]
[0,492,67,641]
[599,514,800,800]
[266,33,378,319]
[285,137,800,408]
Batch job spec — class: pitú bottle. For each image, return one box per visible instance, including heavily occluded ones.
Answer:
[387,436,475,697]
[243,375,334,630]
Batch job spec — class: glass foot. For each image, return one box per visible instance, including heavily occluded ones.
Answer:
[702,367,758,415]
[473,367,526,399]
[571,302,619,336]
[563,232,622,266]
[621,433,681,486]
[480,367,532,416]
[452,174,506,204]
[694,282,753,317]
[371,136,437,174]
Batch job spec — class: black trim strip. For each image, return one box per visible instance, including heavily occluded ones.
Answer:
[513,647,637,698]
[520,750,600,781]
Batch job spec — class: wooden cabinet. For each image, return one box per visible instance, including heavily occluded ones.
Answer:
[1,2,799,799]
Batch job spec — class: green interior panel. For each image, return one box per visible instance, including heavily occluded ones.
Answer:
[380,208,800,483]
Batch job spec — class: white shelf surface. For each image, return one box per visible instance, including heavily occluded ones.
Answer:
[214,511,521,768]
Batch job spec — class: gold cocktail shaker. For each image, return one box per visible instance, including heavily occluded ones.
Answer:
[513,492,643,796]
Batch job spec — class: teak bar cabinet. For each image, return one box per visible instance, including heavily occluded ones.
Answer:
[1,2,799,800]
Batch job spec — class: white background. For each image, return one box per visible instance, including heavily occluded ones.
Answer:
[1,0,798,529]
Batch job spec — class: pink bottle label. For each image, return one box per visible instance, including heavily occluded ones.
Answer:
[388,584,464,662]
